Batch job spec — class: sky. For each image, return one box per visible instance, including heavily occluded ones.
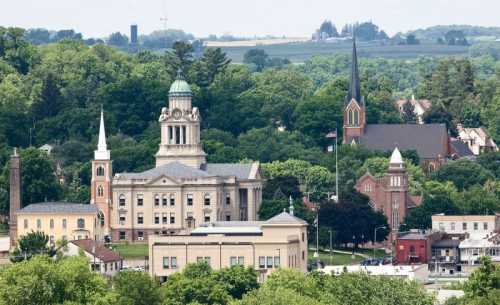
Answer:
[1,0,500,38]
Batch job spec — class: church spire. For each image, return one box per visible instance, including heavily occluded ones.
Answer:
[94,108,110,160]
[347,37,361,103]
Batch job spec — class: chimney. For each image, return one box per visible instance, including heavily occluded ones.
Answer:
[9,148,21,248]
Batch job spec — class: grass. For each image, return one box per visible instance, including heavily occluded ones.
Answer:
[308,249,363,266]
[215,41,470,63]
[111,243,148,259]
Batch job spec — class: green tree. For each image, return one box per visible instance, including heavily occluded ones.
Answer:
[232,286,325,305]
[212,265,259,299]
[0,147,62,214]
[243,49,269,72]
[0,255,111,305]
[108,32,129,47]
[164,41,193,78]
[431,159,494,190]
[113,271,161,305]
[319,20,338,38]
[464,257,500,299]
[200,47,231,85]
[402,100,417,123]
[10,231,56,262]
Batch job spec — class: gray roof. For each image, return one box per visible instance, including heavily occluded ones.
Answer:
[203,163,254,180]
[18,202,98,214]
[119,162,255,180]
[450,139,474,157]
[264,212,308,225]
[357,124,448,159]
[432,239,461,248]
[120,162,210,180]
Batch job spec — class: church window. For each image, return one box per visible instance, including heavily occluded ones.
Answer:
[96,166,105,177]
[348,109,354,125]
[175,127,181,144]
[353,109,359,125]
[77,218,85,229]
[170,194,175,206]
[168,126,173,144]
[391,200,399,230]
[204,194,211,206]
[137,194,143,206]
[364,184,372,192]
[182,126,187,144]
[119,194,126,206]
[98,212,105,227]
[187,194,193,206]
[97,185,104,197]
[390,176,401,187]
[154,195,160,206]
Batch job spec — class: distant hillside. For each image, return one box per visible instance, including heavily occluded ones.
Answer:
[408,25,500,42]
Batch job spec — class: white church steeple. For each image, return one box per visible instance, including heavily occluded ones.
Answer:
[94,109,110,160]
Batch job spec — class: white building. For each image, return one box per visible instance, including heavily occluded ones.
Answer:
[63,239,123,276]
[431,214,499,238]
[320,264,429,283]
[395,96,432,124]
[459,233,500,269]
[457,124,498,155]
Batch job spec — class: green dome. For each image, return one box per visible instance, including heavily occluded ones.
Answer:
[169,70,192,96]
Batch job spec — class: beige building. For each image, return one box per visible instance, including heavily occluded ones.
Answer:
[16,202,104,245]
[457,124,498,155]
[90,72,263,242]
[149,211,308,282]
[395,96,432,124]
[63,239,123,276]
[431,214,500,238]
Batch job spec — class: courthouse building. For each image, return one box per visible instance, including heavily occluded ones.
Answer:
[149,210,308,281]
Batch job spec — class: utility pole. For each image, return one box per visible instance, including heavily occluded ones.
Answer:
[329,229,333,265]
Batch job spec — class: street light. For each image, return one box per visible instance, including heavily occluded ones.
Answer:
[374,226,386,259]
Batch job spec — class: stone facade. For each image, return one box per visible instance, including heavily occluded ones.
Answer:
[149,212,308,281]
[90,73,263,242]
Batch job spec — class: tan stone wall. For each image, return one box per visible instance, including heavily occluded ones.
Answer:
[17,213,102,244]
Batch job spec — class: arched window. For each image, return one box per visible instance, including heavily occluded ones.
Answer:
[392,200,399,230]
[97,185,104,197]
[119,194,126,206]
[353,109,359,125]
[154,194,160,206]
[77,218,85,229]
[348,109,354,125]
[98,212,105,227]
[96,166,105,176]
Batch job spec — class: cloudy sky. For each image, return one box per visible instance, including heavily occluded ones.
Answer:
[1,0,499,38]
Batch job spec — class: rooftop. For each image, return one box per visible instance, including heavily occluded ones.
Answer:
[357,124,448,159]
[18,202,98,214]
[397,232,428,240]
[71,239,122,262]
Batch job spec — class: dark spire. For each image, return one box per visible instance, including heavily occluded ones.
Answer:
[176,68,185,80]
[347,38,361,103]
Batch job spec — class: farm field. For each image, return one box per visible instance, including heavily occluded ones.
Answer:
[214,41,471,63]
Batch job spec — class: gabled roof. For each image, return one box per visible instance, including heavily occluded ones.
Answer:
[71,239,122,262]
[450,139,474,158]
[18,202,98,214]
[264,212,308,225]
[358,124,448,159]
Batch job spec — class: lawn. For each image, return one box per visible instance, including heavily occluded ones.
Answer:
[110,243,148,259]
[308,249,363,266]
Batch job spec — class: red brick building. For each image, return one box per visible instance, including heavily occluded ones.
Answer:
[395,232,431,264]
[356,148,422,242]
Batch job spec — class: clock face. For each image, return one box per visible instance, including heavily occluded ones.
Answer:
[172,108,182,119]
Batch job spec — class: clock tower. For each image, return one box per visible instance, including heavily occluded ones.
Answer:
[155,70,207,168]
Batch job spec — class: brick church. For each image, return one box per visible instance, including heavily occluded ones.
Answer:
[342,40,450,173]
